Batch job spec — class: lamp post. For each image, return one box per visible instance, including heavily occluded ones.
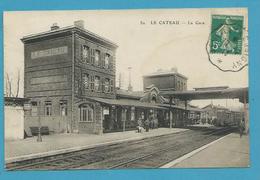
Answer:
[37,101,42,142]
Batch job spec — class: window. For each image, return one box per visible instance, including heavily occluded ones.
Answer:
[165,112,169,120]
[82,73,89,89]
[94,50,100,66]
[151,96,156,104]
[94,76,101,91]
[31,101,38,116]
[141,112,145,120]
[131,107,135,121]
[105,53,110,69]
[90,76,95,91]
[82,45,90,63]
[110,80,114,92]
[79,104,94,122]
[105,78,110,93]
[60,100,68,116]
[45,101,52,116]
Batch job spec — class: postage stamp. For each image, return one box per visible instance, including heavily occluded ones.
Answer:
[207,14,248,72]
[210,15,243,55]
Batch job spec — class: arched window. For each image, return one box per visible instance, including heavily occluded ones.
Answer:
[151,96,157,104]
[79,104,94,122]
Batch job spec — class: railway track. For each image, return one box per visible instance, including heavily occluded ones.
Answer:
[108,127,233,169]
[6,127,234,170]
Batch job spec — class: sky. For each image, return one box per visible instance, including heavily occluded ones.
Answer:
[4,8,248,108]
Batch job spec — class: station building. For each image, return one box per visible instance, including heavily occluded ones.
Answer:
[143,68,188,92]
[22,21,175,135]
[21,20,203,135]
[143,69,190,127]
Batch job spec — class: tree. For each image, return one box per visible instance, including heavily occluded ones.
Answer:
[5,69,21,97]
[16,69,21,97]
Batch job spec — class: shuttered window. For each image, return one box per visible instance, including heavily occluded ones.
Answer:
[90,49,95,64]
[82,73,89,89]
[105,78,110,93]
[94,76,101,92]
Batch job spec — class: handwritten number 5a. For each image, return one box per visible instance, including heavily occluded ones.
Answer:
[212,41,220,50]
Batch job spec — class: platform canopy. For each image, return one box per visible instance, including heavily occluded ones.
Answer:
[160,87,248,103]
[81,97,167,110]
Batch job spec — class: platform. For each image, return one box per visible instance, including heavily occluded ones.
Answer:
[161,132,249,168]
[5,128,187,163]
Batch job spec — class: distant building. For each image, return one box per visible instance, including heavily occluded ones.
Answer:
[202,104,243,126]
[143,68,188,92]
[202,104,228,124]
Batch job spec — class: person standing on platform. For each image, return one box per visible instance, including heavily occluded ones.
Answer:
[137,118,143,133]
[145,118,150,132]
[239,118,245,138]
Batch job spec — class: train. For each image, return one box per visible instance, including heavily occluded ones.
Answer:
[212,110,243,127]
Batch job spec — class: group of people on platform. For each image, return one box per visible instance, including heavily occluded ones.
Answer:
[136,116,158,133]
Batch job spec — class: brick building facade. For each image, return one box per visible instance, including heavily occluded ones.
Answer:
[22,21,117,134]
[143,68,188,92]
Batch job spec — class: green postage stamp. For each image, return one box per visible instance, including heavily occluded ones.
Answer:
[207,14,248,72]
[210,15,243,55]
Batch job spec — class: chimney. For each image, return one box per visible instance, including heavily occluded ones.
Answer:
[50,23,59,31]
[74,20,85,29]
[171,67,178,72]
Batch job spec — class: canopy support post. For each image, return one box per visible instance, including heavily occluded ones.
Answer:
[243,92,249,134]
[169,96,173,129]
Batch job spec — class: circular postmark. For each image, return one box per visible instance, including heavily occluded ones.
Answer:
[206,15,248,72]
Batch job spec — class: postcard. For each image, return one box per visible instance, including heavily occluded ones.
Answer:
[4,8,249,170]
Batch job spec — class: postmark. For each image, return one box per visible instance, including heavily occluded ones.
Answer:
[206,15,248,72]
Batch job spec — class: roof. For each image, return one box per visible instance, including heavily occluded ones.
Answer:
[159,104,204,112]
[202,104,228,110]
[4,97,30,106]
[143,70,188,79]
[116,89,144,100]
[83,97,167,110]
[160,87,248,103]
[193,86,229,91]
[21,25,118,48]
